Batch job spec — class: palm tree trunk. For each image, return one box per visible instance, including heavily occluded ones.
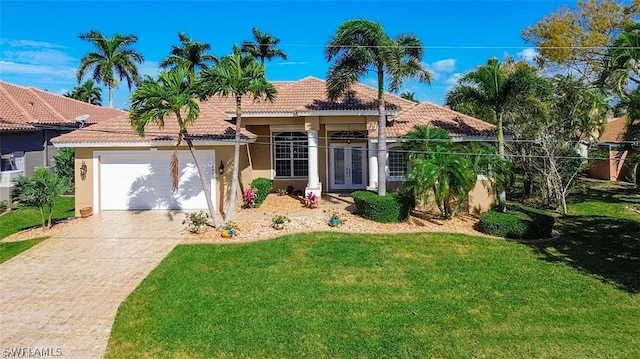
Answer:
[377,69,387,196]
[224,96,242,223]
[185,136,221,228]
[496,111,506,212]
[108,85,114,108]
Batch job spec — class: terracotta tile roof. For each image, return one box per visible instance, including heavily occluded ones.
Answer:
[52,102,256,144]
[374,101,496,138]
[599,117,628,142]
[204,76,416,114]
[0,81,125,131]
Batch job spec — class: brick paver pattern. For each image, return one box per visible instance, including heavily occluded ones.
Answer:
[0,211,183,359]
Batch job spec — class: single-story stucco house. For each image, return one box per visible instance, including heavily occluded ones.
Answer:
[0,81,125,201]
[51,77,498,216]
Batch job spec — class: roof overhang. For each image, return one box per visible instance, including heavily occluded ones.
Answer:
[370,135,500,143]
[229,110,398,118]
[52,138,257,148]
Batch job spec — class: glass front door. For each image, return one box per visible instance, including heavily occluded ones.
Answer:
[330,144,366,190]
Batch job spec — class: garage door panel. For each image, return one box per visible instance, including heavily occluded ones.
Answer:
[99,151,214,211]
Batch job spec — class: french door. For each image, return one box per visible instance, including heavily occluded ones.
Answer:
[330,144,366,190]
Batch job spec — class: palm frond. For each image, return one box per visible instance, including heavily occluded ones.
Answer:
[170,150,180,192]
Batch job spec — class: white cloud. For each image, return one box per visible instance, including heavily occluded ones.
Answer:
[0,38,66,49]
[273,61,310,66]
[517,48,538,63]
[445,73,462,86]
[3,49,75,65]
[138,60,160,78]
[424,58,457,81]
[0,60,76,79]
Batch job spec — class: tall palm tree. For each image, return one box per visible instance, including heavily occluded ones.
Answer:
[129,67,220,228]
[445,58,538,211]
[65,80,102,105]
[198,46,277,223]
[77,30,144,108]
[400,91,419,103]
[600,22,640,96]
[160,32,217,82]
[326,19,432,196]
[241,27,288,63]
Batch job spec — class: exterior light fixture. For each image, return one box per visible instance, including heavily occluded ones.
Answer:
[80,160,88,181]
[218,161,225,174]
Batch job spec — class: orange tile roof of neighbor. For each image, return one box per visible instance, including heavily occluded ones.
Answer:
[0,81,125,130]
[599,117,629,143]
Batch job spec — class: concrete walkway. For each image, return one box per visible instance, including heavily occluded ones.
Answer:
[0,211,183,359]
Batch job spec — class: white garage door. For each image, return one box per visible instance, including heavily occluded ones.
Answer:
[99,150,214,211]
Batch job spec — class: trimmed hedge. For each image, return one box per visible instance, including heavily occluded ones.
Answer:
[352,190,412,223]
[478,204,555,239]
[250,178,273,208]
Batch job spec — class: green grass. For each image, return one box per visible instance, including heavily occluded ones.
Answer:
[0,237,47,264]
[106,232,640,358]
[0,196,75,240]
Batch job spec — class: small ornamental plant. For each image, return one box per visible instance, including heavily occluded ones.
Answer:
[304,192,320,208]
[183,211,210,234]
[328,212,346,227]
[243,187,258,208]
[221,221,240,238]
[271,214,290,230]
[277,188,288,196]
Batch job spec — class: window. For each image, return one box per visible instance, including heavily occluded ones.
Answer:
[274,132,308,177]
[387,147,408,179]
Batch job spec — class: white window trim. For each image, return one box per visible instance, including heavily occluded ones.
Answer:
[273,132,309,178]
[386,144,408,182]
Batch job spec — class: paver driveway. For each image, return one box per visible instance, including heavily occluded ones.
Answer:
[0,211,183,359]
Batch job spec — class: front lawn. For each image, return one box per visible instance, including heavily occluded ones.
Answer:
[106,233,640,358]
[0,237,47,264]
[0,196,75,240]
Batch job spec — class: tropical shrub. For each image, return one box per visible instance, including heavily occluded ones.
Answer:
[352,190,412,223]
[271,214,290,229]
[0,200,8,214]
[18,168,71,228]
[304,192,319,208]
[328,212,346,227]
[478,205,555,239]
[250,177,273,207]
[182,211,210,233]
[54,148,75,185]
[243,187,257,209]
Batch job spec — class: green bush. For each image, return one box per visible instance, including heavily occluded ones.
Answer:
[250,178,273,207]
[352,190,412,223]
[478,205,555,239]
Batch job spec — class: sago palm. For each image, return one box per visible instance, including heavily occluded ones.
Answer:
[241,27,287,63]
[129,67,220,228]
[77,30,144,107]
[326,19,432,196]
[198,46,277,223]
[160,32,217,82]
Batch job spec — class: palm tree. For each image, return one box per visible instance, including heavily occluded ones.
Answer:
[65,80,102,105]
[77,30,144,108]
[160,32,217,82]
[400,91,419,103]
[445,57,537,211]
[326,19,432,196]
[241,27,287,64]
[129,67,220,228]
[600,22,640,96]
[198,46,277,223]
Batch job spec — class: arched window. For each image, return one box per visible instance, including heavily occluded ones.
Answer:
[274,132,308,177]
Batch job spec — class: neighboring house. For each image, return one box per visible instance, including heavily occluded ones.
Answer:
[51,77,498,216]
[589,117,634,181]
[0,81,125,201]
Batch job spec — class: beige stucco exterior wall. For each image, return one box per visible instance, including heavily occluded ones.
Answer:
[468,179,496,215]
[72,145,251,217]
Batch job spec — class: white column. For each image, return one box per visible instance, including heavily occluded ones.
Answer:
[305,130,321,196]
[367,139,378,190]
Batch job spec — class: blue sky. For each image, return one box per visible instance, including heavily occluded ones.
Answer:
[1,0,574,109]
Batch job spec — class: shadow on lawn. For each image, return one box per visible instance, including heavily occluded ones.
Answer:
[527,215,640,293]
